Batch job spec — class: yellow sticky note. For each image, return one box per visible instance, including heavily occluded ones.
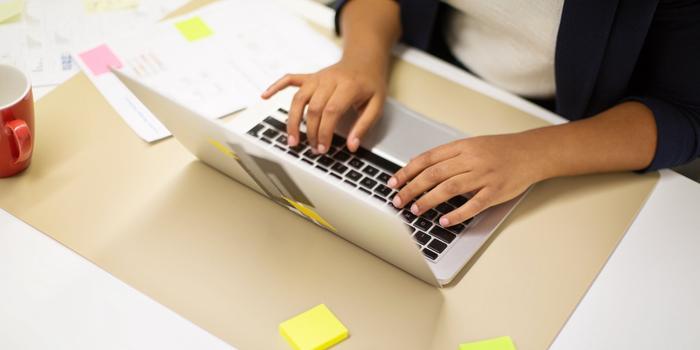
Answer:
[175,17,213,42]
[459,336,516,350]
[82,0,139,13]
[280,304,348,350]
[0,0,24,23]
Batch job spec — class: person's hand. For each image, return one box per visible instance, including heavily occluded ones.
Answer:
[387,133,546,227]
[261,59,387,153]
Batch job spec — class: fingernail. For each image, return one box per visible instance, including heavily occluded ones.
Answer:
[410,203,420,215]
[349,137,360,151]
[317,144,327,154]
[288,135,297,146]
[439,217,450,227]
[392,195,402,208]
[387,177,397,188]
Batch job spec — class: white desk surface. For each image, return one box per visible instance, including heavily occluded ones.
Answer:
[2,1,700,349]
[0,210,235,350]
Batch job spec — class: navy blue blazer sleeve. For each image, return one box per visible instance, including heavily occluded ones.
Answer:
[334,0,440,50]
[626,0,700,171]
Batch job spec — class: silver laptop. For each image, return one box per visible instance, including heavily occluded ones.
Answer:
[113,69,525,287]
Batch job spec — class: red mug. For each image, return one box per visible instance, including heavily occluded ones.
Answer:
[0,64,34,178]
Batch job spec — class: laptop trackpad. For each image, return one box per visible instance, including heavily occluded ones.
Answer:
[335,98,466,166]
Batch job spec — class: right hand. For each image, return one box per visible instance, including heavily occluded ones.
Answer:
[261,59,387,154]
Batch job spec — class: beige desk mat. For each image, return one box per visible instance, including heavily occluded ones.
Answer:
[0,3,658,350]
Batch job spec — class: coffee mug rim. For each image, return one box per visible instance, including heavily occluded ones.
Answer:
[0,64,31,110]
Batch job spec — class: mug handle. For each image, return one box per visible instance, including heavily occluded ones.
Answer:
[5,119,33,164]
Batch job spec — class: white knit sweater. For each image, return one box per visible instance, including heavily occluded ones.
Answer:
[444,0,565,98]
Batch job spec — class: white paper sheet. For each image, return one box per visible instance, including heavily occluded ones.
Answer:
[0,0,189,87]
[74,0,341,142]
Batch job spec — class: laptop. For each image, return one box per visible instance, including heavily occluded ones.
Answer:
[113,69,525,287]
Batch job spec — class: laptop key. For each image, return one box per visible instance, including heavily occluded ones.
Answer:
[290,143,306,153]
[360,177,378,190]
[415,217,432,231]
[273,145,286,151]
[315,165,328,173]
[377,172,392,184]
[331,135,346,147]
[428,239,447,253]
[448,195,469,207]
[303,149,321,159]
[422,248,438,261]
[264,116,286,131]
[362,165,379,176]
[330,172,342,180]
[318,156,334,167]
[429,226,456,244]
[287,150,299,158]
[346,170,362,182]
[331,162,348,174]
[400,210,417,223]
[301,158,313,165]
[358,187,371,195]
[436,202,454,214]
[263,128,279,139]
[247,123,265,137]
[446,223,465,234]
[260,137,272,144]
[343,180,356,187]
[277,107,289,115]
[414,231,431,245]
[422,209,438,221]
[372,194,385,202]
[374,184,392,197]
[348,158,365,169]
[276,135,288,145]
[332,151,351,162]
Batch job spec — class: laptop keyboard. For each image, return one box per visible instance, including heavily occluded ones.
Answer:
[245,108,473,263]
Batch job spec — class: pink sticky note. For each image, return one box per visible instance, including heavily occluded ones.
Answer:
[78,44,123,76]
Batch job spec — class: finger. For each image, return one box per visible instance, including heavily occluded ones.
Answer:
[411,172,483,216]
[302,82,337,150]
[317,83,362,153]
[347,94,384,152]
[288,84,315,146]
[392,157,466,209]
[388,143,461,189]
[439,188,494,227]
[261,74,306,99]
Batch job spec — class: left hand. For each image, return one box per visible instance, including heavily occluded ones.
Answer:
[387,133,545,227]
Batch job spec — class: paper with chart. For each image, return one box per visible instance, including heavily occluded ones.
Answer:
[0,0,189,89]
[74,0,341,142]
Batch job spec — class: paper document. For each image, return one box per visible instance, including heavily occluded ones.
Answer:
[74,0,341,142]
[0,0,188,88]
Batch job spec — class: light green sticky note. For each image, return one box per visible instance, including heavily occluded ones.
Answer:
[459,336,517,350]
[0,0,24,23]
[280,304,349,350]
[175,16,213,42]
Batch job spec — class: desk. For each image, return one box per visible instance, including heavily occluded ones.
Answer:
[0,1,695,349]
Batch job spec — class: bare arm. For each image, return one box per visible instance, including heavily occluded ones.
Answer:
[390,102,658,226]
[263,0,400,153]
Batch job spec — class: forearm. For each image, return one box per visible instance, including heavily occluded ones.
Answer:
[522,101,658,180]
[339,0,401,76]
